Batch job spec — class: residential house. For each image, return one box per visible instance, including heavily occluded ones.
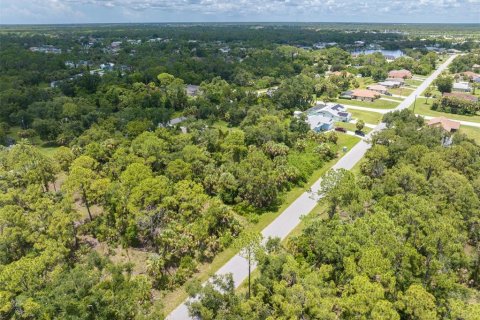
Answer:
[453,82,472,93]
[306,115,334,132]
[386,77,405,85]
[294,110,334,132]
[388,69,412,79]
[350,89,381,102]
[378,80,402,88]
[100,63,115,71]
[443,92,478,103]
[472,64,480,72]
[367,84,389,94]
[309,103,352,122]
[461,71,479,80]
[427,117,460,133]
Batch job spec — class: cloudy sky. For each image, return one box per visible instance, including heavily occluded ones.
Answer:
[1,0,479,24]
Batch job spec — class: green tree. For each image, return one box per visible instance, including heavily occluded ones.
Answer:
[356,120,365,132]
[435,75,453,93]
[233,230,263,298]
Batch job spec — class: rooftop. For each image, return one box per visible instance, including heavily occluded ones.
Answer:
[351,89,380,99]
[427,117,461,132]
[443,92,478,102]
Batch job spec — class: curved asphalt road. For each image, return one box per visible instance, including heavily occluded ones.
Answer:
[167,54,457,320]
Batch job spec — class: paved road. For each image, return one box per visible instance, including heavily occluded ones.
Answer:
[166,55,457,320]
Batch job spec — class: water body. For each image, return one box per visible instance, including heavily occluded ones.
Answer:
[351,49,404,58]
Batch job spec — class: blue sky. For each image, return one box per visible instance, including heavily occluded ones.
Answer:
[1,0,479,24]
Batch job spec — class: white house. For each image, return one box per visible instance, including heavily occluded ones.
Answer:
[453,82,471,93]
[308,103,352,122]
[379,80,402,88]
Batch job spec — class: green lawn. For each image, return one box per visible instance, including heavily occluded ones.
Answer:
[381,95,404,102]
[160,134,361,314]
[405,79,423,86]
[410,98,480,124]
[459,126,480,144]
[335,121,372,133]
[7,126,60,158]
[337,98,398,110]
[389,87,414,96]
[347,108,384,125]
[356,77,375,89]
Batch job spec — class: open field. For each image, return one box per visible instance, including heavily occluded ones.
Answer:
[389,87,414,96]
[405,79,423,86]
[460,126,480,144]
[348,108,384,124]
[337,98,399,109]
[410,97,480,123]
[334,121,372,133]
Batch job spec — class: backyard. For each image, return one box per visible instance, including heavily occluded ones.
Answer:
[411,97,480,123]
[337,98,399,110]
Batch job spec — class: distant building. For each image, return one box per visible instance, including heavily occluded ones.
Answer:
[349,89,381,102]
[29,45,61,54]
[367,84,389,94]
[388,69,412,79]
[453,82,471,92]
[460,71,480,80]
[427,117,460,133]
[111,41,122,48]
[100,63,115,71]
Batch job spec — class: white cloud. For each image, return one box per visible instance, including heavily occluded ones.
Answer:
[0,0,479,23]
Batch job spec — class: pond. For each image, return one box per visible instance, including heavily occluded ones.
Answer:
[351,49,405,58]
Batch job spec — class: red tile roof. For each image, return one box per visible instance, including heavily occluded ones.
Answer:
[427,117,461,132]
[388,69,412,79]
[351,89,380,99]
[443,92,479,103]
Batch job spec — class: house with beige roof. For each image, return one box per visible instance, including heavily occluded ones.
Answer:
[427,117,460,133]
[349,89,381,102]
[367,84,388,94]
[388,69,412,79]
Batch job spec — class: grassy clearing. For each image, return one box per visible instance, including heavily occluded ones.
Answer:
[334,121,372,133]
[381,95,404,102]
[8,126,60,158]
[160,134,361,314]
[337,98,398,110]
[405,79,423,86]
[356,77,375,89]
[459,126,480,144]
[411,97,480,123]
[388,87,414,96]
[347,108,384,124]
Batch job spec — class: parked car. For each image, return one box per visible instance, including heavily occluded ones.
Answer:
[384,92,392,96]
[354,130,365,137]
[335,127,347,133]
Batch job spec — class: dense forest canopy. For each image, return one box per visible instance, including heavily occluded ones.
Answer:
[0,24,479,319]
[188,110,480,320]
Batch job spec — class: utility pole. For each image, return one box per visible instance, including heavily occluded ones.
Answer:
[413,95,417,114]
